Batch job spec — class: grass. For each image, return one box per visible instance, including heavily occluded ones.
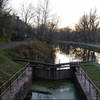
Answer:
[82,62,100,89]
[0,38,11,45]
[0,54,23,74]
[0,48,26,86]
[0,71,10,85]
[0,53,24,85]
[0,40,55,86]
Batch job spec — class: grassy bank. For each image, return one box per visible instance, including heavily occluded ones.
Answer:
[0,52,24,85]
[0,40,55,86]
[0,37,11,45]
[82,62,100,90]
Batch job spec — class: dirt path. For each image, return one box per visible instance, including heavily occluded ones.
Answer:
[0,41,28,50]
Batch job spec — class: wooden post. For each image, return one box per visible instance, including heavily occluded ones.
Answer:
[84,73,86,85]
[0,88,1,100]
[81,69,82,79]
[9,80,12,92]
[89,80,91,95]
[0,96,1,100]
[70,63,76,79]
[32,66,36,80]
[96,90,99,100]
[50,68,56,80]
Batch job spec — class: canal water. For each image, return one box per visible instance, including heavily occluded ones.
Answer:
[57,45,100,64]
[31,80,79,100]
[31,47,80,100]
[30,45,100,100]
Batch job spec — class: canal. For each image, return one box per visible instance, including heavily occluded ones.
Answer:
[27,45,100,100]
[30,47,81,100]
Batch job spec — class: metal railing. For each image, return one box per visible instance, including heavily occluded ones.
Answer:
[76,64,100,100]
[0,63,29,97]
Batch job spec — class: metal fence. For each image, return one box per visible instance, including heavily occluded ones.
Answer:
[0,63,29,97]
[76,64,100,100]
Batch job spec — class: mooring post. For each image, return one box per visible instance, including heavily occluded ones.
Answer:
[50,68,56,80]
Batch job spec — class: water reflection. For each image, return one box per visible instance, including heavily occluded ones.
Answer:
[57,45,100,64]
[55,48,81,70]
[55,48,81,64]
[95,53,100,64]
[32,92,50,99]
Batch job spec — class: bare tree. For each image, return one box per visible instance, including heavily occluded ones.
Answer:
[20,3,35,25]
[47,16,59,32]
[88,10,99,42]
[0,0,8,12]
[75,9,99,43]
[35,0,50,35]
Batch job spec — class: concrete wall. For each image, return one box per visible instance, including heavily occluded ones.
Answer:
[1,67,32,100]
[75,67,97,100]
[74,74,87,100]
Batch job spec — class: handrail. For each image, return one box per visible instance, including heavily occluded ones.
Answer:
[80,64,100,94]
[77,64,100,99]
[15,59,95,68]
[0,63,29,97]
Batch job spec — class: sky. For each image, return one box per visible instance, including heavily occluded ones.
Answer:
[9,0,100,28]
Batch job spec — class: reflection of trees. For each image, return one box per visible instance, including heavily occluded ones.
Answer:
[58,44,96,61]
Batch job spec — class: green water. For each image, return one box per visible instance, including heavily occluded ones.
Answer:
[31,80,79,100]
[30,48,80,100]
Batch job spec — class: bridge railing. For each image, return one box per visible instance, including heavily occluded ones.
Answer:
[76,64,100,100]
[0,63,29,97]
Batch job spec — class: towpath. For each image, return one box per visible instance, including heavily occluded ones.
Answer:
[0,41,28,50]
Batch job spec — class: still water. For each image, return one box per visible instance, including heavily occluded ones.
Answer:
[31,45,100,100]
[57,45,100,64]
[55,48,81,64]
[31,47,80,100]
[31,80,79,100]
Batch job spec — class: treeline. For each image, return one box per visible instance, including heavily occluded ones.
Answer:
[47,10,100,43]
[0,0,58,43]
[0,0,100,44]
[0,0,37,42]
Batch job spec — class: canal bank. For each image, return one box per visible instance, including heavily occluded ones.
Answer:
[25,47,88,100]
[0,40,55,100]
[28,47,100,100]
[1,44,99,100]
[55,46,100,100]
